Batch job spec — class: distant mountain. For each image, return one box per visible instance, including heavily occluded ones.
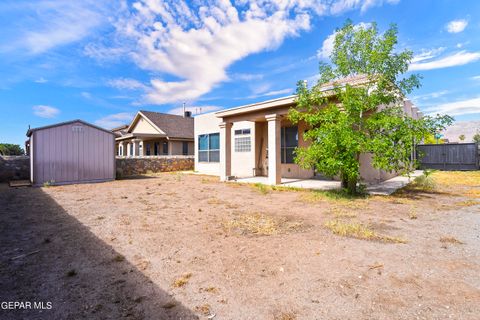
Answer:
[443,120,480,143]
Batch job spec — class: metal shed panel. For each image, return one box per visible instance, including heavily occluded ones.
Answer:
[31,120,115,185]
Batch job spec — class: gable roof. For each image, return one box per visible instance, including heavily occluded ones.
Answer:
[135,110,194,139]
[27,119,114,137]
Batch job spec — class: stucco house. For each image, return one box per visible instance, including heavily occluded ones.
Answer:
[195,86,422,185]
[115,110,194,157]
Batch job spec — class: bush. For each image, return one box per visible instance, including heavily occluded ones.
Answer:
[413,170,437,191]
[0,143,24,155]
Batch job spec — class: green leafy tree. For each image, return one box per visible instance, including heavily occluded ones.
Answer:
[473,132,480,143]
[0,143,25,155]
[459,134,465,141]
[289,21,453,194]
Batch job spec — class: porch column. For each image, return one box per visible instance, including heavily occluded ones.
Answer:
[126,142,132,156]
[139,140,145,156]
[119,141,125,156]
[132,139,141,157]
[219,121,232,181]
[167,140,173,155]
[266,114,281,185]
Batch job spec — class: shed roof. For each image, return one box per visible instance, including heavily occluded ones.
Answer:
[27,119,114,137]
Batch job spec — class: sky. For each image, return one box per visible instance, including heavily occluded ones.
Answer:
[1,0,480,146]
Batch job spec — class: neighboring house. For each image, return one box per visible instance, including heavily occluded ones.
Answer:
[195,85,422,184]
[115,110,194,157]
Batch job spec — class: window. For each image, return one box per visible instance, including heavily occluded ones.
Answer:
[234,128,251,152]
[119,146,123,156]
[154,142,159,155]
[182,141,189,155]
[129,143,133,156]
[162,142,168,154]
[234,129,251,135]
[146,143,151,156]
[281,126,298,163]
[198,133,219,162]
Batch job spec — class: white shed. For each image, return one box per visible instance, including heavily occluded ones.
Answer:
[27,120,115,186]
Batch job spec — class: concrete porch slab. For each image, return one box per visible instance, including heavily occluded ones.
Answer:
[232,170,424,195]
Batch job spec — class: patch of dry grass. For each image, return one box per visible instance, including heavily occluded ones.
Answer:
[273,310,297,320]
[330,207,357,219]
[454,200,480,207]
[302,189,367,203]
[172,273,192,288]
[223,213,304,236]
[440,236,464,245]
[325,220,407,243]
[195,303,211,315]
[433,171,480,187]
[464,189,480,198]
[252,183,270,195]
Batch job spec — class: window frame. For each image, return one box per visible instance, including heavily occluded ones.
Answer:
[281,126,298,164]
[198,132,220,163]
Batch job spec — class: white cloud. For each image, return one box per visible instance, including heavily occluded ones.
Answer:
[409,51,480,71]
[317,22,371,60]
[247,88,293,99]
[411,47,445,63]
[34,77,48,84]
[471,75,480,81]
[412,90,449,102]
[33,105,60,118]
[329,0,399,14]
[1,1,108,54]
[95,112,134,129]
[168,105,222,116]
[107,78,147,90]
[90,1,397,105]
[231,73,264,81]
[446,19,468,33]
[425,97,480,116]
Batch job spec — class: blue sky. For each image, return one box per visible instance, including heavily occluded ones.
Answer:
[1,0,480,146]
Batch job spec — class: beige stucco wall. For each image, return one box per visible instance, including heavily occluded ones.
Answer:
[230,121,256,178]
[194,113,222,176]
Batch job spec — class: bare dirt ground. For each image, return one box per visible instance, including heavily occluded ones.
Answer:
[0,171,479,320]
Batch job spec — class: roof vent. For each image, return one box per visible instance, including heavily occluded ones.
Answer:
[184,111,192,118]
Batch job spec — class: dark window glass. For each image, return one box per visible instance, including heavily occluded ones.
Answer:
[146,143,151,155]
[163,142,168,154]
[154,142,158,155]
[281,126,298,164]
[182,142,188,155]
[198,135,208,150]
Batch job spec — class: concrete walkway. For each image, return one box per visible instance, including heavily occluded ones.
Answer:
[233,170,424,195]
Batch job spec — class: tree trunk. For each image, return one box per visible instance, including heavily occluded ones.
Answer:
[347,178,357,195]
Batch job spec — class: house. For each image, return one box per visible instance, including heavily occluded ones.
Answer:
[195,85,422,184]
[115,110,194,157]
[27,120,116,186]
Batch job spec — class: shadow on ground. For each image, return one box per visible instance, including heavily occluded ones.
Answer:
[0,184,197,320]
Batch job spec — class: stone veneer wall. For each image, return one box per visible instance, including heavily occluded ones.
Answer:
[0,156,30,182]
[116,156,194,177]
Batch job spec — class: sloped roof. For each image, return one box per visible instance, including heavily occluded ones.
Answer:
[139,110,194,139]
[27,119,114,137]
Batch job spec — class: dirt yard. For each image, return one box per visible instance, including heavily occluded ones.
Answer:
[1,171,479,319]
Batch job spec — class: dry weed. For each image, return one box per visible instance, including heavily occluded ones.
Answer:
[325,220,407,243]
[223,213,303,236]
[440,236,464,244]
[172,273,192,288]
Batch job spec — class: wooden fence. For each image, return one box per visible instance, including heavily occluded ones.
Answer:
[416,143,479,170]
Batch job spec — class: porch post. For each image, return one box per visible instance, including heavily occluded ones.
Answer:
[139,140,145,156]
[126,142,131,156]
[266,114,281,185]
[167,141,173,155]
[118,141,125,156]
[219,121,232,181]
[132,139,140,157]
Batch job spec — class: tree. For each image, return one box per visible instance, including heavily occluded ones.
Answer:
[459,134,465,141]
[473,132,480,143]
[289,21,453,194]
[0,143,25,156]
